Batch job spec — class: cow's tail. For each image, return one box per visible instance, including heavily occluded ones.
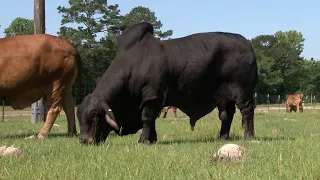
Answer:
[75,52,84,105]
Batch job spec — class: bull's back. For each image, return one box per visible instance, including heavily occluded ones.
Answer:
[0,34,79,96]
[163,32,257,118]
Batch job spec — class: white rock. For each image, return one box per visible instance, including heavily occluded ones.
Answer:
[214,144,245,161]
[0,146,6,154]
[0,145,23,157]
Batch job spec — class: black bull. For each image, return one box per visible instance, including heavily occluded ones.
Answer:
[77,22,258,145]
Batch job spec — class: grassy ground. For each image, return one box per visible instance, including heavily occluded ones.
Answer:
[1,110,320,180]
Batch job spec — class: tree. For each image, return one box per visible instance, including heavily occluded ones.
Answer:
[251,30,306,96]
[120,6,173,39]
[57,2,174,90]
[251,35,283,95]
[274,30,304,56]
[4,17,34,37]
[57,0,122,85]
[273,30,305,94]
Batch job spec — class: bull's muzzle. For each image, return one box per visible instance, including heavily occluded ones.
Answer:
[80,136,94,145]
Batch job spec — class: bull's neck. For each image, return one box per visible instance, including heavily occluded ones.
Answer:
[94,69,126,104]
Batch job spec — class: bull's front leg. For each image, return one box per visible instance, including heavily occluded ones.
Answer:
[138,102,161,144]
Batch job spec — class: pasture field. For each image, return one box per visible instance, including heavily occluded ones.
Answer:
[1,109,320,180]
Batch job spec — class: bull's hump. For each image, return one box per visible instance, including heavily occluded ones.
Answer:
[117,22,154,52]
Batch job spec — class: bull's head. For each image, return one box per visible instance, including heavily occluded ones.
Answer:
[77,93,120,145]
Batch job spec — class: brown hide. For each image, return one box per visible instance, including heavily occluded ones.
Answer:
[286,93,304,112]
[0,34,83,138]
[158,106,178,120]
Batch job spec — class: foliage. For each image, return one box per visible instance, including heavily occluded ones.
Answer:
[120,6,173,39]
[3,17,34,37]
[56,1,173,87]
[251,35,283,95]
[57,0,122,84]
[2,2,320,97]
[251,30,311,96]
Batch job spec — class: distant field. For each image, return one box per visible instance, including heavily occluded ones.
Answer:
[1,109,320,179]
[1,103,320,117]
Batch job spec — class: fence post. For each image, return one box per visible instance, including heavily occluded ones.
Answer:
[311,94,313,109]
[31,102,38,123]
[254,93,257,108]
[2,100,4,122]
[314,96,316,109]
[278,95,280,112]
[305,95,308,111]
[267,94,270,112]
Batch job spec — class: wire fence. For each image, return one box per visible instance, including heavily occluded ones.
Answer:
[253,93,318,112]
[1,84,319,115]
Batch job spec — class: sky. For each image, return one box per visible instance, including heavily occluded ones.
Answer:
[0,0,319,59]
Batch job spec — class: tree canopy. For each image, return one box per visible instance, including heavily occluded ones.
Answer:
[2,1,318,102]
[4,17,34,37]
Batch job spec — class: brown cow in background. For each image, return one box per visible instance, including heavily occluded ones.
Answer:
[158,106,177,120]
[0,34,83,138]
[286,93,305,112]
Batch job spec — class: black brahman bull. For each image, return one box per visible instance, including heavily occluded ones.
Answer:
[77,22,258,145]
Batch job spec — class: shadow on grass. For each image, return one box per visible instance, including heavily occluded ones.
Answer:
[1,131,119,140]
[0,132,76,139]
[157,135,296,145]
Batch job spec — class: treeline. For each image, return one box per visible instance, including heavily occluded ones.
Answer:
[2,0,318,101]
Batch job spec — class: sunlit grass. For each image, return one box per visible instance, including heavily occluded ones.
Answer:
[1,109,320,179]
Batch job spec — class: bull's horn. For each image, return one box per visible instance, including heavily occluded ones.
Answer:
[105,114,119,130]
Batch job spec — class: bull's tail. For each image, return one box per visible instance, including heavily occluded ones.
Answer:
[75,52,84,104]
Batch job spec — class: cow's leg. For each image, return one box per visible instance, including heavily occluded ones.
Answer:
[172,107,177,120]
[298,104,302,112]
[37,83,64,139]
[236,97,255,138]
[162,107,168,118]
[138,100,162,144]
[218,100,236,140]
[62,88,77,136]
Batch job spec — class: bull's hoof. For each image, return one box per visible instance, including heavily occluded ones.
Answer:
[244,132,255,139]
[148,136,157,144]
[138,138,150,144]
[66,131,78,137]
[138,137,157,144]
[37,134,47,139]
[218,134,230,140]
[244,135,255,140]
[37,131,49,139]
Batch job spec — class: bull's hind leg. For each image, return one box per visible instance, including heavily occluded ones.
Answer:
[37,83,64,139]
[236,97,255,138]
[218,100,236,140]
[62,88,77,136]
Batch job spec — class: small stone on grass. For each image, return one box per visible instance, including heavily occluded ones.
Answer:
[0,145,23,157]
[213,144,245,162]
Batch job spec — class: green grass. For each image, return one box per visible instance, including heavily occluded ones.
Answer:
[1,110,320,180]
